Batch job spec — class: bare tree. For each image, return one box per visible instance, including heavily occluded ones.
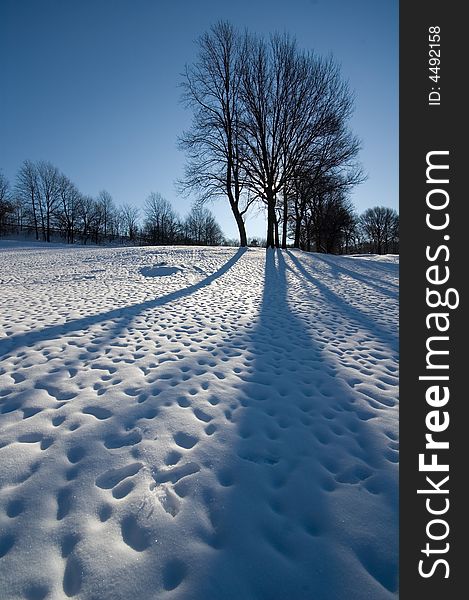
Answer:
[15,160,41,240]
[180,24,363,249]
[120,203,140,241]
[321,193,356,254]
[57,174,82,244]
[184,205,224,245]
[10,198,28,235]
[36,161,60,242]
[202,209,224,245]
[341,209,359,254]
[143,192,179,245]
[290,170,362,252]
[78,196,97,245]
[0,171,9,203]
[289,129,364,249]
[360,206,399,254]
[240,33,359,247]
[180,21,252,247]
[108,206,124,241]
[0,171,13,235]
[97,190,115,240]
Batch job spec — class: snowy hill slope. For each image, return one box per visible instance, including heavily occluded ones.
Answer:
[0,245,398,599]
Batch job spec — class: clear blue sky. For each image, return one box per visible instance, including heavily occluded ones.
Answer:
[0,0,397,240]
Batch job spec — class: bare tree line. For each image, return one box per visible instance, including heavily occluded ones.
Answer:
[142,192,223,246]
[287,176,399,254]
[180,21,397,253]
[0,164,224,247]
[0,163,398,253]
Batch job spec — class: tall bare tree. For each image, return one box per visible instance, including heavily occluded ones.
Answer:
[180,21,252,246]
[240,33,360,247]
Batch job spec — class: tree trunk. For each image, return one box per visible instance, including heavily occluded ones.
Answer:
[294,199,307,249]
[38,201,45,241]
[293,216,301,248]
[316,229,322,253]
[32,196,39,240]
[274,216,280,249]
[281,192,288,249]
[232,204,248,247]
[266,193,275,248]
[305,216,311,252]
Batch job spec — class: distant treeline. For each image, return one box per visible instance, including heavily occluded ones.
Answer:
[0,161,224,247]
[0,163,398,253]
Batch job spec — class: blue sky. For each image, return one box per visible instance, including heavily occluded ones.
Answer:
[0,0,398,240]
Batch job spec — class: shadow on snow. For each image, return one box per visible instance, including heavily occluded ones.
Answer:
[286,250,398,352]
[0,248,247,359]
[188,249,398,599]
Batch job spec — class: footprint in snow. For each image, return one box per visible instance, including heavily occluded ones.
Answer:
[120,514,152,551]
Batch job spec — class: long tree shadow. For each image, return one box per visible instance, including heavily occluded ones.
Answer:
[0,248,247,359]
[286,250,398,351]
[190,249,398,599]
[340,255,400,276]
[311,253,399,300]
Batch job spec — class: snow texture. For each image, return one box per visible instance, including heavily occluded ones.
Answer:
[0,244,398,599]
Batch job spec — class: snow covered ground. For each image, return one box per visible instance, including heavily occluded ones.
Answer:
[0,244,398,600]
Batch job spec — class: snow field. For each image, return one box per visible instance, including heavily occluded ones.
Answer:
[0,244,398,599]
